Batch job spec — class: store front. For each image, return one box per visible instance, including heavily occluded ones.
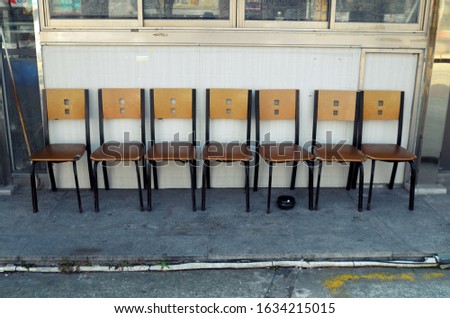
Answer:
[0,1,42,192]
[0,1,446,194]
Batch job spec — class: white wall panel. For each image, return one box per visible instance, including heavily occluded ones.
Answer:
[43,46,367,188]
[362,52,418,185]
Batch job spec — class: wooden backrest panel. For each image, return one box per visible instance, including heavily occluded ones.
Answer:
[101,88,142,119]
[363,90,401,121]
[259,89,296,120]
[209,89,249,120]
[153,88,193,119]
[317,90,357,121]
[46,89,86,120]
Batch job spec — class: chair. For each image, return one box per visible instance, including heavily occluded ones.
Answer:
[313,90,366,212]
[30,89,93,213]
[201,88,253,212]
[147,88,197,211]
[253,89,314,212]
[91,88,145,212]
[360,90,416,210]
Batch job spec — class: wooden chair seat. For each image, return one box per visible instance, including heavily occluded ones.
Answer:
[202,88,252,212]
[91,142,144,162]
[361,144,416,161]
[259,143,314,162]
[360,90,416,211]
[30,89,92,213]
[31,144,86,162]
[202,142,252,162]
[147,142,196,161]
[314,144,366,162]
[91,88,146,212]
[147,88,197,212]
[313,90,364,211]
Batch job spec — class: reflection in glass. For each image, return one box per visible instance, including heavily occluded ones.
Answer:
[49,0,138,19]
[144,0,229,20]
[335,0,420,23]
[0,3,43,173]
[245,0,328,22]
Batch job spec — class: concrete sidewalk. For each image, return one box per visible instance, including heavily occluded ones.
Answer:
[1,185,450,266]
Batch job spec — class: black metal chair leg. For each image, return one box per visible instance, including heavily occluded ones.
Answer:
[47,162,57,191]
[102,161,109,190]
[290,161,298,190]
[190,160,196,211]
[147,161,152,212]
[409,160,416,211]
[244,161,250,212]
[72,161,83,213]
[206,161,211,189]
[389,162,398,189]
[346,162,354,190]
[201,161,207,211]
[193,160,197,190]
[135,160,144,211]
[267,162,273,213]
[152,161,159,190]
[142,158,147,190]
[93,161,100,212]
[307,161,314,211]
[367,160,376,210]
[253,152,260,192]
[358,162,364,212]
[30,162,38,213]
[315,161,323,210]
[87,157,94,190]
[352,161,358,189]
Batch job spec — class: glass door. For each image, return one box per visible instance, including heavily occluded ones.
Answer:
[1,1,43,177]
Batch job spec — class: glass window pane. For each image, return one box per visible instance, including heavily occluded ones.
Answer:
[49,0,138,19]
[144,0,229,20]
[245,0,329,22]
[335,0,420,23]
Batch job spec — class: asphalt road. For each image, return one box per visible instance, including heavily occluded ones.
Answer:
[1,267,449,298]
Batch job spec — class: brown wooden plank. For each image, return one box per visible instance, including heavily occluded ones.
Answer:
[101,88,142,119]
[209,89,249,120]
[317,90,357,121]
[363,90,401,121]
[153,88,193,119]
[259,89,297,120]
[46,89,86,120]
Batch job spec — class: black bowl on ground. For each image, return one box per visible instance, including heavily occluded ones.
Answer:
[276,195,296,210]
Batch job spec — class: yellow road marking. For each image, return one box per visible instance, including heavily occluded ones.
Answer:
[323,272,416,295]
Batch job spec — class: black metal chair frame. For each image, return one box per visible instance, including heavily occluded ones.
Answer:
[360,91,416,210]
[31,89,93,213]
[147,88,197,212]
[92,89,146,212]
[312,90,365,212]
[201,89,252,212]
[253,89,314,212]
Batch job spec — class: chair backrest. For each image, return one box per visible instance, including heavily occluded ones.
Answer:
[255,89,299,145]
[361,90,404,146]
[313,90,360,147]
[98,88,145,145]
[150,88,196,146]
[206,88,252,145]
[43,88,90,150]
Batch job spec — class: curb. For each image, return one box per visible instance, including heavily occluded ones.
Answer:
[0,257,439,273]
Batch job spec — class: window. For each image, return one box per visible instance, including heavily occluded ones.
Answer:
[334,0,425,31]
[42,0,427,31]
[245,0,328,22]
[49,0,138,19]
[143,0,230,20]
[242,0,329,28]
